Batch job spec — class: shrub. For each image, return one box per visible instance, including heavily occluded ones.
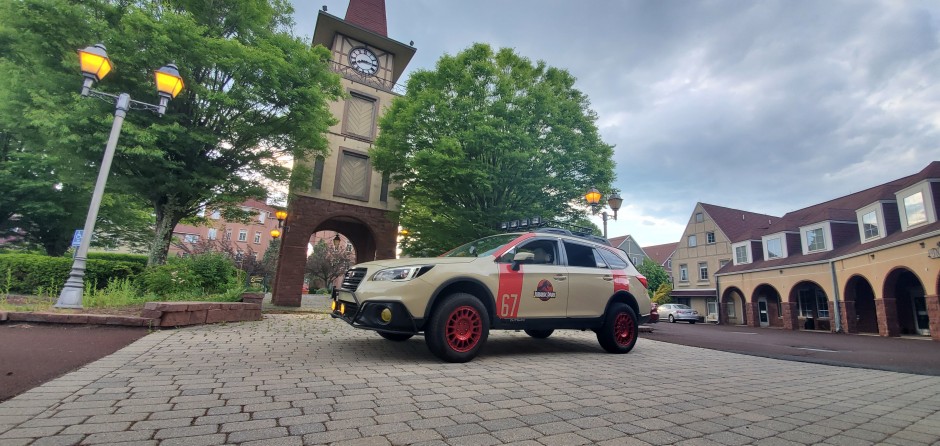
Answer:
[138,252,241,296]
[0,254,144,295]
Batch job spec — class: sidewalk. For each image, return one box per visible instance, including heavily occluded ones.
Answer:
[2,313,939,445]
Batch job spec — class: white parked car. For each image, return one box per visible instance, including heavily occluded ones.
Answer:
[658,304,700,323]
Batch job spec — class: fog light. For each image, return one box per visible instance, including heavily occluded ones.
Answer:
[331,300,337,311]
[380,307,392,323]
[340,303,346,314]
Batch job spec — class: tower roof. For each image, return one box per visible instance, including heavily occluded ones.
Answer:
[345,0,387,37]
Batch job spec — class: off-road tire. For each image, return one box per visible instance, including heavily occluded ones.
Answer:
[596,304,638,354]
[425,293,490,363]
[524,329,554,339]
[378,332,414,341]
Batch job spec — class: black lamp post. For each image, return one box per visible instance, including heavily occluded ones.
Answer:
[585,187,623,239]
[56,44,184,309]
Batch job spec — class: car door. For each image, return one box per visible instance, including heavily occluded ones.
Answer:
[562,240,615,317]
[495,238,569,319]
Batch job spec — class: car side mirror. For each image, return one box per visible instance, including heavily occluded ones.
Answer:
[512,251,534,271]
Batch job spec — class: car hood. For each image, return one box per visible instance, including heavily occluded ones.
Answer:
[353,256,480,270]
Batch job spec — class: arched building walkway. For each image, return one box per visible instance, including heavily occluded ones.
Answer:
[749,284,783,328]
[789,281,831,331]
[882,268,930,337]
[843,275,878,334]
[720,287,747,325]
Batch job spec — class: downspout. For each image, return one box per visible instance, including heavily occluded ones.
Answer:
[829,260,843,333]
[715,275,721,325]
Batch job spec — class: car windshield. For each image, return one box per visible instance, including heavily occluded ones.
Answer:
[442,233,521,258]
[675,304,692,309]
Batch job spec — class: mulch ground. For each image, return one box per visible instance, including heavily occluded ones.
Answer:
[0,323,149,402]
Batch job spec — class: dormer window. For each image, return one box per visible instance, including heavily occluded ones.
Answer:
[800,222,832,254]
[903,192,927,227]
[862,211,879,239]
[766,237,783,259]
[732,241,750,265]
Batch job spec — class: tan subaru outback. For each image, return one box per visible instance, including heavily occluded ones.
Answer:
[331,228,652,362]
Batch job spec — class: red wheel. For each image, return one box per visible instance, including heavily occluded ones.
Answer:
[613,312,636,347]
[597,304,638,354]
[445,306,483,352]
[426,293,490,362]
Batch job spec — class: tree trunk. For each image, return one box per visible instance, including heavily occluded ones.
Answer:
[148,200,184,267]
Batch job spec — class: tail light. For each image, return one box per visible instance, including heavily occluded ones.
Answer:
[637,274,648,289]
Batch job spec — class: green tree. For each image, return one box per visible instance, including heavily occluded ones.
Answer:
[372,43,615,256]
[636,257,670,296]
[0,0,343,264]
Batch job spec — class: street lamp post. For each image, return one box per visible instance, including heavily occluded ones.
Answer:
[585,186,623,239]
[55,44,184,309]
[270,210,287,240]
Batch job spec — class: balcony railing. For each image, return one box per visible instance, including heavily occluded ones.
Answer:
[330,61,407,95]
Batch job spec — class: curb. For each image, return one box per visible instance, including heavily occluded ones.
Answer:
[1,311,154,327]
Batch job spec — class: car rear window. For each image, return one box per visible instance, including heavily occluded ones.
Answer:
[598,249,628,269]
[563,241,606,268]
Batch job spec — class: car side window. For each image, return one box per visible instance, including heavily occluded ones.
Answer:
[498,239,558,265]
[598,249,628,269]
[563,241,604,268]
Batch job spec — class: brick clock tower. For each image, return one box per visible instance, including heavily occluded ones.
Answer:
[272,0,415,306]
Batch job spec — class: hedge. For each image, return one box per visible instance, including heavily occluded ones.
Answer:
[87,252,148,267]
[0,254,145,295]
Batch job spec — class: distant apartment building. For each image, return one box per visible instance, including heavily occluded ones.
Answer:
[670,203,778,323]
[169,199,282,261]
[608,235,648,266]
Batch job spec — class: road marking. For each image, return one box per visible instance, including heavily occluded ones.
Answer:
[730,332,758,335]
[793,347,838,352]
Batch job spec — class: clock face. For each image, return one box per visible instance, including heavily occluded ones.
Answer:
[349,47,379,76]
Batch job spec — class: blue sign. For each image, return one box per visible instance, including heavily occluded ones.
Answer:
[71,230,83,247]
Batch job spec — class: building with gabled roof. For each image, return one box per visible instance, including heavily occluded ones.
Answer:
[717,162,940,340]
[670,203,779,322]
[608,234,648,267]
[642,242,678,283]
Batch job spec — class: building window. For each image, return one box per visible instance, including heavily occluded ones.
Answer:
[695,212,704,223]
[688,235,697,247]
[766,237,783,259]
[706,232,715,244]
[679,264,688,282]
[258,212,266,224]
[719,259,729,269]
[238,230,247,242]
[633,256,640,265]
[666,259,672,269]
[798,288,829,319]
[211,210,221,220]
[343,92,377,140]
[346,244,353,253]
[183,234,199,243]
[726,300,735,317]
[862,211,879,239]
[224,229,232,241]
[254,232,261,244]
[208,228,217,240]
[380,173,390,202]
[735,245,749,264]
[903,192,927,226]
[698,262,708,281]
[806,228,826,252]
[334,149,371,201]
[312,156,325,190]
[677,297,691,306]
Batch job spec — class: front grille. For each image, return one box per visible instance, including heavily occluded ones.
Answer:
[341,267,367,291]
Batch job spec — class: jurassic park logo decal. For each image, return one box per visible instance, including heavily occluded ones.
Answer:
[534,279,556,301]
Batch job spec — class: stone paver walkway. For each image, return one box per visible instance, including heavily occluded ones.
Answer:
[1,314,939,445]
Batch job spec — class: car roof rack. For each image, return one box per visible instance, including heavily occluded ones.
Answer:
[532,223,612,246]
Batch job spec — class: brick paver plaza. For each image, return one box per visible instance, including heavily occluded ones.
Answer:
[1,314,938,445]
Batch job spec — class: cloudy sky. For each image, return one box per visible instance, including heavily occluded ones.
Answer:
[289,0,940,246]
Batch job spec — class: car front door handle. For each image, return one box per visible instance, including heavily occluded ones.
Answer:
[602,275,614,281]
[553,274,567,281]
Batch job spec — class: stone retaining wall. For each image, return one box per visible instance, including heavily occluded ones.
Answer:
[0,302,262,328]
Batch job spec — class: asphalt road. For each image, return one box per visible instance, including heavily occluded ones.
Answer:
[644,320,940,376]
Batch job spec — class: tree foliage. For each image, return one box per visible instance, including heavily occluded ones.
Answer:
[0,0,343,264]
[372,43,615,256]
[304,239,353,291]
[652,282,673,305]
[636,257,670,296]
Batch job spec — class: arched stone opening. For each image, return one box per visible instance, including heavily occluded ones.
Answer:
[843,275,878,334]
[883,268,929,337]
[304,231,358,293]
[720,287,746,325]
[750,284,783,328]
[789,281,831,331]
[271,197,398,307]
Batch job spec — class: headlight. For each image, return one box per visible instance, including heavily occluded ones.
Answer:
[371,265,432,281]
